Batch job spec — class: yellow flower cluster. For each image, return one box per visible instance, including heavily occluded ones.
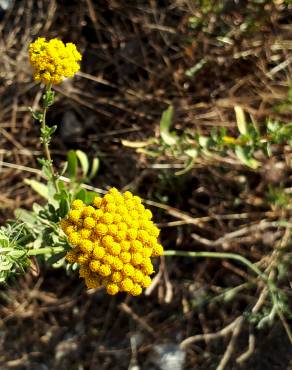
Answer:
[29,37,82,85]
[61,188,163,296]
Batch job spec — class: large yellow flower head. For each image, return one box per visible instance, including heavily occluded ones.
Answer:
[61,188,163,296]
[29,37,82,85]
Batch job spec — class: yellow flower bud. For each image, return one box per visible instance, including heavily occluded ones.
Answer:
[112,271,123,283]
[131,253,143,266]
[68,210,81,224]
[106,283,119,295]
[68,232,80,246]
[82,206,95,217]
[72,199,84,210]
[93,196,102,208]
[120,278,134,292]
[92,245,105,260]
[98,264,111,277]
[130,284,142,296]
[89,260,101,272]
[152,244,164,257]
[83,217,95,229]
[79,239,93,254]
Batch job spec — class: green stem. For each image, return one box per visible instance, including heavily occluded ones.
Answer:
[41,84,58,191]
[27,246,65,256]
[164,250,267,281]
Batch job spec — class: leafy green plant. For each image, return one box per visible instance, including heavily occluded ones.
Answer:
[124,105,292,174]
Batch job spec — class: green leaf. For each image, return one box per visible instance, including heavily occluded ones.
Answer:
[89,157,100,179]
[76,150,89,177]
[235,146,260,169]
[185,148,198,159]
[75,188,87,202]
[24,179,49,199]
[15,209,37,226]
[85,191,97,204]
[234,105,247,135]
[67,150,78,179]
[160,106,178,146]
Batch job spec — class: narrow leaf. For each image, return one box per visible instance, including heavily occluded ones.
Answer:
[234,105,247,135]
[76,150,89,177]
[160,106,178,146]
[24,179,49,199]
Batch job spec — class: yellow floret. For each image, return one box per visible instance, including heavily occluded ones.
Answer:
[89,260,101,272]
[131,253,143,266]
[93,196,102,208]
[82,206,95,217]
[123,191,133,200]
[68,210,81,224]
[113,214,122,223]
[130,210,139,219]
[83,217,96,229]
[98,264,111,277]
[92,245,105,260]
[108,242,121,256]
[106,283,119,295]
[60,219,71,231]
[141,275,152,288]
[103,194,115,204]
[130,284,142,296]
[141,260,154,275]
[120,252,131,263]
[68,231,80,246]
[79,265,91,278]
[115,230,127,242]
[85,276,101,289]
[101,235,114,248]
[147,236,157,248]
[151,226,160,237]
[65,250,78,263]
[120,240,131,251]
[79,228,92,239]
[79,239,93,254]
[101,212,114,224]
[111,271,123,283]
[130,240,143,253]
[65,225,76,236]
[108,224,118,236]
[122,263,135,277]
[152,243,164,257]
[92,209,103,220]
[103,253,114,264]
[94,223,108,236]
[118,222,128,232]
[133,195,142,205]
[111,257,123,271]
[71,199,84,210]
[127,228,138,240]
[137,230,150,243]
[77,253,89,264]
[141,247,152,258]
[118,205,128,216]
[105,203,116,212]
[132,269,144,283]
[120,278,134,292]
[125,200,135,210]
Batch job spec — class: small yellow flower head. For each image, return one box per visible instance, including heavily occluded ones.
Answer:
[83,217,96,229]
[29,37,82,85]
[61,189,163,295]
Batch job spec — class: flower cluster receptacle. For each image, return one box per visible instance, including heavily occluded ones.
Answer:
[61,188,164,296]
[29,37,82,85]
